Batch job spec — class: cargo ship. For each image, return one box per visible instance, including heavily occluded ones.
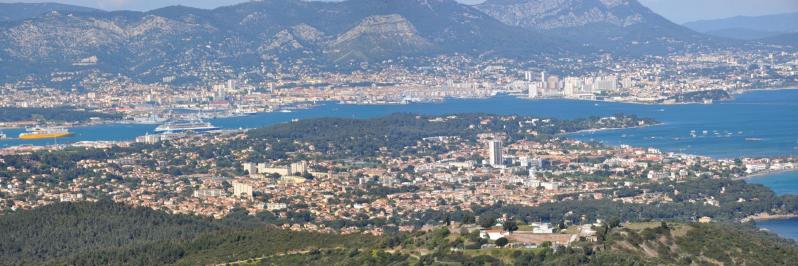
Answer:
[154,120,219,133]
[18,127,73,140]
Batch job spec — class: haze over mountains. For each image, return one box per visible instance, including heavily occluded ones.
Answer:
[684,12,798,40]
[0,2,100,22]
[0,0,790,82]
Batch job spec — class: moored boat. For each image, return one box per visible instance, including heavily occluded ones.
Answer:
[154,120,219,133]
[18,127,73,140]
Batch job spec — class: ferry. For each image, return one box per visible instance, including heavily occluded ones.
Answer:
[18,127,73,140]
[154,120,219,133]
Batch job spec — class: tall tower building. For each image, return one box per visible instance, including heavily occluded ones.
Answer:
[232,182,253,199]
[528,83,538,98]
[524,71,533,81]
[488,140,503,167]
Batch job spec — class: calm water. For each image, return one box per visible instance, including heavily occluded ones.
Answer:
[757,218,798,242]
[747,170,798,241]
[748,171,798,196]
[1,89,797,239]
[3,89,798,159]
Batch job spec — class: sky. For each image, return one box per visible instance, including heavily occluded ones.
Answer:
[1,0,797,23]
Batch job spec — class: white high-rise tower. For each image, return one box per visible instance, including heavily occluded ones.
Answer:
[488,140,503,167]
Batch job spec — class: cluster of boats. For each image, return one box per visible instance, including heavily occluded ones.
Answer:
[1,119,222,142]
[689,129,744,138]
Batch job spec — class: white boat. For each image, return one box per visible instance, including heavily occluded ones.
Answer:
[155,120,219,133]
[234,107,258,115]
[0,131,6,139]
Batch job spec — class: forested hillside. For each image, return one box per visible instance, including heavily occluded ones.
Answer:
[0,201,379,265]
[1,199,797,265]
[243,113,653,159]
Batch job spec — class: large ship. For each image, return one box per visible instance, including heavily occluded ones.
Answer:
[18,127,73,140]
[154,120,219,133]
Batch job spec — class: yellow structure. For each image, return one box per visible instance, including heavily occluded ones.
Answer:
[18,128,72,140]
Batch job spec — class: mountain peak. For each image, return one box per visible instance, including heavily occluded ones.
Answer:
[475,0,712,54]
[476,0,654,30]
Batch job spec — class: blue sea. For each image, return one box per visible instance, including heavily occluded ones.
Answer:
[3,90,798,158]
[747,170,798,241]
[748,171,798,196]
[1,89,797,239]
[757,217,798,242]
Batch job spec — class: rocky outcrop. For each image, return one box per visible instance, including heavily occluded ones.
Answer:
[332,15,431,50]
[475,0,713,54]
[475,0,648,30]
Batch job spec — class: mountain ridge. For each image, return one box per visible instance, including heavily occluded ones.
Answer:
[0,0,569,81]
[684,12,798,34]
[683,12,798,41]
[0,2,102,22]
[475,0,716,54]
[0,0,728,83]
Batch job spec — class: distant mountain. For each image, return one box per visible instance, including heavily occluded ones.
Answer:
[475,0,715,54]
[0,0,740,83]
[684,12,798,40]
[0,2,101,22]
[702,28,787,41]
[0,0,569,81]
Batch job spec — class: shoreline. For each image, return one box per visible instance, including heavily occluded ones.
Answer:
[1,85,795,128]
[742,213,798,222]
[739,168,798,180]
[740,86,798,93]
[562,123,662,136]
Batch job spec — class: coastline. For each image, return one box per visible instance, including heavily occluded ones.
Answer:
[562,123,662,136]
[741,86,798,93]
[742,212,798,223]
[739,168,798,180]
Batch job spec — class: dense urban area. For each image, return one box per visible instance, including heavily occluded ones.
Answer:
[1,0,798,264]
[1,50,797,127]
[1,112,798,264]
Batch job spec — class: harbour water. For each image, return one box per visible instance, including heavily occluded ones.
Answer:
[0,90,798,158]
[3,89,798,159]
[1,89,797,239]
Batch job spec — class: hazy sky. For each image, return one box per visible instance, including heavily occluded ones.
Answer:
[1,0,797,23]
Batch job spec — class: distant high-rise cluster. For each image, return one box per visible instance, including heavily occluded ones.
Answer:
[525,70,618,98]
